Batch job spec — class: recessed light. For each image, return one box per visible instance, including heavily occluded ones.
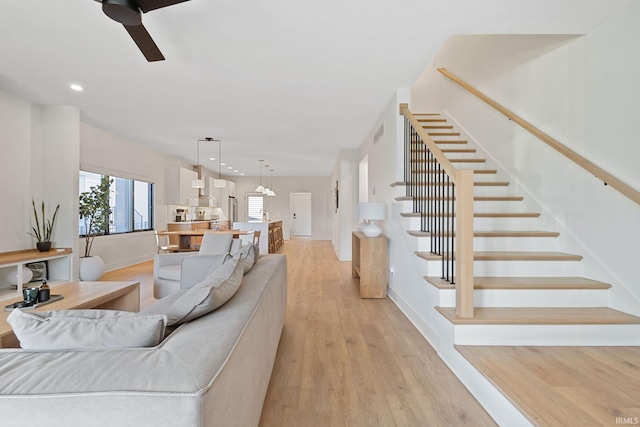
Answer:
[234,170,238,173]
[227,166,233,169]
[220,162,226,166]
[69,84,84,92]
[240,173,245,176]
[209,157,215,161]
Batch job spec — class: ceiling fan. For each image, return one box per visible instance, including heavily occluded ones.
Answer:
[95,0,190,62]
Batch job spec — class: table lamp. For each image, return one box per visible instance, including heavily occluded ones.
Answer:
[359,202,385,237]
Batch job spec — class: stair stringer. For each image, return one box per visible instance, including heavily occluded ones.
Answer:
[442,110,640,316]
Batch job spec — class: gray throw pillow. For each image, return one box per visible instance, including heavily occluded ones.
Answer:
[7,309,167,350]
[165,257,244,326]
[234,243,256,274]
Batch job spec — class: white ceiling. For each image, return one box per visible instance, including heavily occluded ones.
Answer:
[0,0,635,177]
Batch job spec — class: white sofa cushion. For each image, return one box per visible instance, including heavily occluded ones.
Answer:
[7,309,167,350]
[165,257,244,326]
[157,264,182,281]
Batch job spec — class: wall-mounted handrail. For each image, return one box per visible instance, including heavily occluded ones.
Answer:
[400,103,474,318]
[438,67,640,207]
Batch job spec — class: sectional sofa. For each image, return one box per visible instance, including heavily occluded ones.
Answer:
[0,253,287,427]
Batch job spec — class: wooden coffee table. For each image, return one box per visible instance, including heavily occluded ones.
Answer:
[0,280,140,348]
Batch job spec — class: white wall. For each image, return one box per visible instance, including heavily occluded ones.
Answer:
[79,123,192,271]
[410,2,640,314]
[0,91,79,254]
[231,175,332,241]
[331,149,359,260]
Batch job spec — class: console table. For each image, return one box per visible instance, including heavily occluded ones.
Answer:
[352,231,388,298]
[0,280,140,348]
[0,248,72,300]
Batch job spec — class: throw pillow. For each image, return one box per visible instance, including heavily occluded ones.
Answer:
[165,257,244,326]
[234,243,256,274]
[7,309,167,350]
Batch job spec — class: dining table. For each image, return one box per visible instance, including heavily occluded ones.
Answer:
[157,229,250,251]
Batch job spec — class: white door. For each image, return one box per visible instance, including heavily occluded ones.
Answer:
[291,193,312,237]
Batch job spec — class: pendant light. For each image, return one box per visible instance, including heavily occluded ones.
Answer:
[266,168,276,197]
[191,138,205,189]
[262,164,271,195]
[213,139,226,188]
[255,160,265,192]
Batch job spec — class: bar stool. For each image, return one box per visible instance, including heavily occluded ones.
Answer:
[268,229,276,253]
[274,226,284,251]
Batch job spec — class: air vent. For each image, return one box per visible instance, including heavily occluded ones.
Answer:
[373,123,384,144]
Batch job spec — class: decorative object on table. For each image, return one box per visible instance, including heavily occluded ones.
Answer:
[22,287,39,304]
[26,261,48,282]
[5,266,33,287]
[38,280,50,302]
[79,175,112,280]
[28,199,60,252]
[359,202,386,237]
[4,294,64,311]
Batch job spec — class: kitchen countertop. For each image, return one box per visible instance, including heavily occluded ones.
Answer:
[167,220,212,224]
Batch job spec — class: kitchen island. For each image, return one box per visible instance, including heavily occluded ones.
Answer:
[233,220,283,254]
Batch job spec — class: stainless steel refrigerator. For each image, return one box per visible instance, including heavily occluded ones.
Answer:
[228,196,237,222]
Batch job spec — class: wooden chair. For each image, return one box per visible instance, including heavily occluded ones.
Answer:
[268,229,276,253]
[154,230,179,253]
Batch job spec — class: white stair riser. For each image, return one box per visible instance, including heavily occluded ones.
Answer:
[450,324,640,346]
[413,236,558,252]
[472,237,558,252]
[473,217,539,231]
[397,199,524,213]
[421,259,581,277]
[406,216,540,231]
[437,289,608,308]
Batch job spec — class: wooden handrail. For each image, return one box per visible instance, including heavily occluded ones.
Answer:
[438,68,640,206]
[399,103,459,182]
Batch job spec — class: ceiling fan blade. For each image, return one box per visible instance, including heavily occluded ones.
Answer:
[135,0,190,13]
[124,23,165,62]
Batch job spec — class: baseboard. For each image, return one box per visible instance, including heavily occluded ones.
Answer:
[387,285,439,350]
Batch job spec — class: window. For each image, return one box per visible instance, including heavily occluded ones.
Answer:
[247,194,265,221]
[79,171,154,236]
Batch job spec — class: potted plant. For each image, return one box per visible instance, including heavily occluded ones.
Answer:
[78,176,112,280]
[28,200,60,252]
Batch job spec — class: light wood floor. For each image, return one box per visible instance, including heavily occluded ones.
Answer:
[256,240,495,426]
[103,239,496,426]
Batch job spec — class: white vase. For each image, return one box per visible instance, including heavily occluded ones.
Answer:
[80,256,105,281]
[6,266,33,286]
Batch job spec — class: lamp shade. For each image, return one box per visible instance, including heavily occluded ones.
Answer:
[359,202,385,220]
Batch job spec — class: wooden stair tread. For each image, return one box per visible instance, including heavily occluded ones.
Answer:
[427,132,460,136]
[422,125,453,129]
[441,148,476,153]
[415,251,583,261]
[410,169,497,174]
[416,118,446,122]
[435,307,640,325]
[411,158,487,163]
[401,212,540,218]
[424,276,611,290]
[393,181,510,187]
[408,230,559,238]
[433,140,468,144]
[395,196,523,202]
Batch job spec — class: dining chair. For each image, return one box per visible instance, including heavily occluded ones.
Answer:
[154,230,178,253]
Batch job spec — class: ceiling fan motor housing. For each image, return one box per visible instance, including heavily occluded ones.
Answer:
[102,0,142,26]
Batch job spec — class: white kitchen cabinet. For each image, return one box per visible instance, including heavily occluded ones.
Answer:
[166,166,198,205]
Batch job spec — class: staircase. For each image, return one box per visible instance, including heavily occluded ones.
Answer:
[392,113,640,347]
